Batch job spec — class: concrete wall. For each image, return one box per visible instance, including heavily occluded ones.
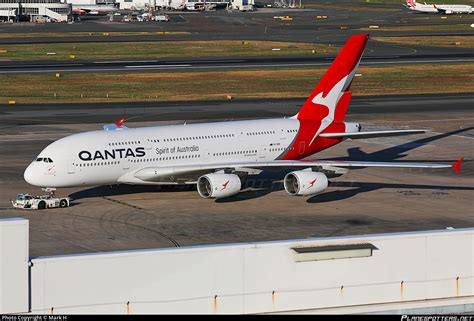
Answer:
[28,228,473,314]
[0,218,29,314]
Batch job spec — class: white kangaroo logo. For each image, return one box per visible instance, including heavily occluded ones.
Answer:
[308,75,348,145]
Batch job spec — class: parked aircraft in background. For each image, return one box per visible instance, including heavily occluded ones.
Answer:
[405,0,472,14]
[71,4,118,15]
[24,34,463,200]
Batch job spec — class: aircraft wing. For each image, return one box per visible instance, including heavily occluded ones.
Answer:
[319,129,426,140]
[132,158,462,183]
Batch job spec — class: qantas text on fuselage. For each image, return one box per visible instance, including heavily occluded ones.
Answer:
[24,34,463,199]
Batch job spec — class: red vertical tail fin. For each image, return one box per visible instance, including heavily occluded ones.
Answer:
[334,92,352,122]
[296,34,369,122]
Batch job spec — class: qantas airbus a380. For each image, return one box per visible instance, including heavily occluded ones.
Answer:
[24,34,463,199]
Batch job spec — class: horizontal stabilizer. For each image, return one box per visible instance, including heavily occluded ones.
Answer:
[319,129,426,140]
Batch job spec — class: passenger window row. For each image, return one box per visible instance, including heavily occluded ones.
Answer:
[77,161,120,167]
[213,150,257,156]
[247,131,275,136]
[287,129,298,133]
[108,141,140,146]
[132,155,201,163]
[162,134,234,142]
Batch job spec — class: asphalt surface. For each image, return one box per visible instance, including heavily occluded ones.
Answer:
[1,93,473,125]
[0,94,472,257]
[1,5,473,45]
[1,53,473,74]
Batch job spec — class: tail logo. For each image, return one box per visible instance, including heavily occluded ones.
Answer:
[308,75,349,145]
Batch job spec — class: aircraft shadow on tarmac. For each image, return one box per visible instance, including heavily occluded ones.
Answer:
[69,184,196,201]
[70,127,473,203]
[215,178,474,203]
[306,181,474,204]
[332,126,474,163]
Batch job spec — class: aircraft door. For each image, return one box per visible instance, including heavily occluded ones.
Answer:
[299,142,306,155]
[259,145,267,159]
[122,159,130,170]
[144,139,153,151]
[67,160,75,174]
[202,149,210,162]
[238,128,245,141]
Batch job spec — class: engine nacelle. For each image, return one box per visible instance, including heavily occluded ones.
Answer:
[197,173,241,199]
[284,171,328,196]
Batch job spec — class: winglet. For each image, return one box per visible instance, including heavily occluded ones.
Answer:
[115,117,126,127]
[103,117,128,131]
[452,157,464,174]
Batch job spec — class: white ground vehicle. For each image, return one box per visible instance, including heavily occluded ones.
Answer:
[154,14,169,22]
[12,193,70,210]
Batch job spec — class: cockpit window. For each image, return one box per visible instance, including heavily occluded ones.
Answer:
[36,158,43,162]
[48,158,53,163]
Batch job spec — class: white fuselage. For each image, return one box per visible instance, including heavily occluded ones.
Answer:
[408,3,472,13]
[72,4,118,14]
[25,118,309,188]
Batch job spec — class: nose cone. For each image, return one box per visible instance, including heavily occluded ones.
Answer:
[24,163,41,187]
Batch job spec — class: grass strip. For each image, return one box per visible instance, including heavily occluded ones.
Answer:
[1,63,472,104]
[0,40,338,61]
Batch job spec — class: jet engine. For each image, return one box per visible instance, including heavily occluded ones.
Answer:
[283,171,328,196]
[197,173,241,199]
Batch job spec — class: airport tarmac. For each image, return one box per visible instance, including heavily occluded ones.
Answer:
[0,94,472,258]
[1,53,473,74]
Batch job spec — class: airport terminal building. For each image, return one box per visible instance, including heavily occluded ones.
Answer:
[0,0,71,22]
[116,0,253,11]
